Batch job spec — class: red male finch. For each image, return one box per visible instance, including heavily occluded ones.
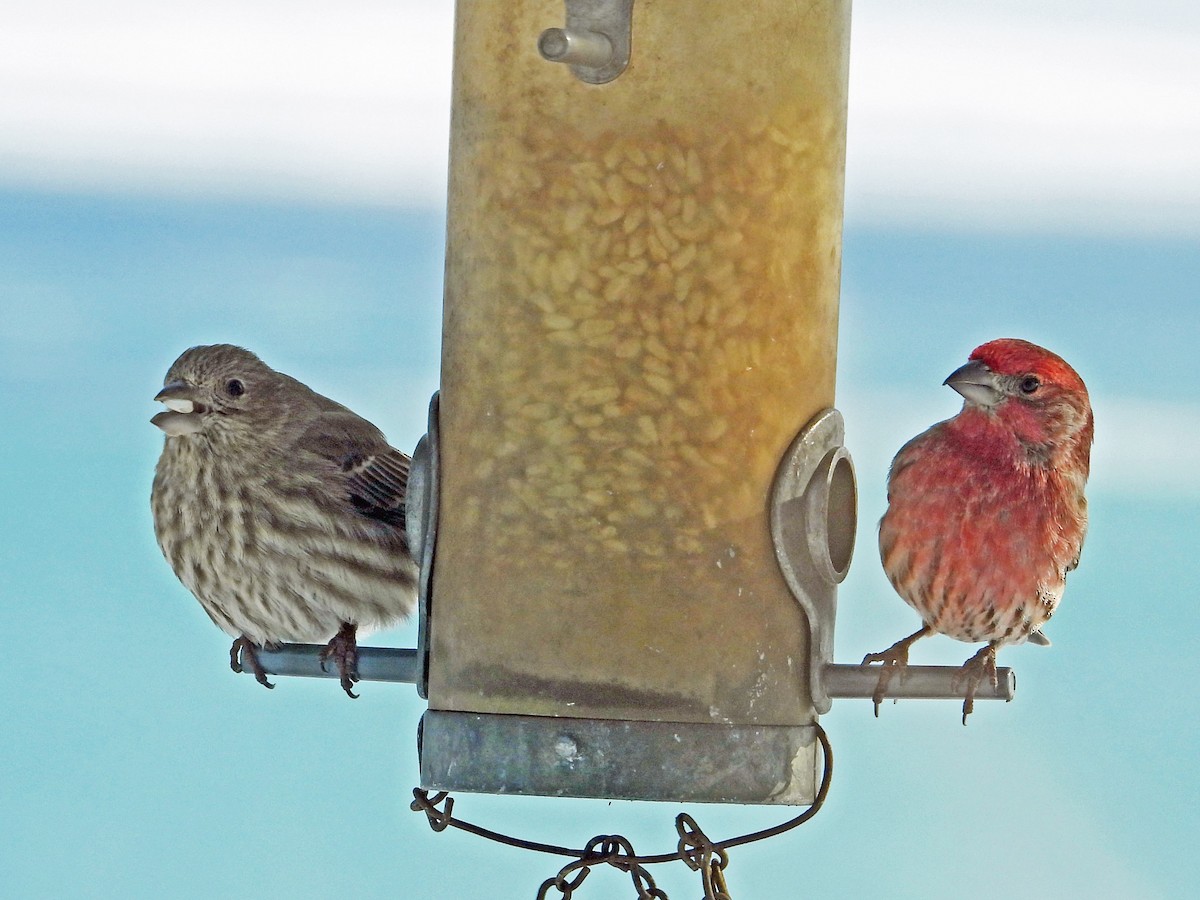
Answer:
[150,344,417,698]
[862,338,1093,724]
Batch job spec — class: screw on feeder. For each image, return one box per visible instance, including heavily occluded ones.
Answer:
[538,28,614,69]
[537,0,635,84]
[554,733,582,765]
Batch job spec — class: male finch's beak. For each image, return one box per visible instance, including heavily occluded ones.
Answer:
[944,360,1003,409]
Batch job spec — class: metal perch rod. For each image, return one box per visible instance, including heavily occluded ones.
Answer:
[822,664,1015,701]
[242,648,1015,704]
[249,644,420,684]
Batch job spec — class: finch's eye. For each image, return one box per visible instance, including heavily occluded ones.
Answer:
[1019,375,1040,395]
[225,379,245,398]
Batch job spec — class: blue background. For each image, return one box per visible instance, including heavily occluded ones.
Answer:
[1,191,1195,898]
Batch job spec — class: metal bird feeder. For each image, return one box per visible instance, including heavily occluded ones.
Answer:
[248,0,1018,812]
[425,0,850,806]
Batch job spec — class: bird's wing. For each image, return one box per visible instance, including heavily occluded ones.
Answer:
[294,411,411,528]
[343,447,410,527]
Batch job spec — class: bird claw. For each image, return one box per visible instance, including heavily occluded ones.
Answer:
[950,645,998,725]
[230,636,275,690]
[319,622,360,699]
[860,651,905,718]
[861,626,932,717]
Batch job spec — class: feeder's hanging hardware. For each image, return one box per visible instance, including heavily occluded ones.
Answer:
[676,814,732,900]
[409,725,832,900]
[537,836,667,900]
[538,0,635,84]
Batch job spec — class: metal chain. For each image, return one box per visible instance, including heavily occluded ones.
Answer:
[535,835,668,900]
[676,813,731,900]
[409,722,832,899]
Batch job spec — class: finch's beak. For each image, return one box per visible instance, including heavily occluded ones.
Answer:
[945,360,1003,409]
[155,381,201,412]
[153,381,207,436]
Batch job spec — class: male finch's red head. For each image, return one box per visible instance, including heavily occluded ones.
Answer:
[943,337,1093,477]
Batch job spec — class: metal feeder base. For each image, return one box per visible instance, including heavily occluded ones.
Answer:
[419,710,820,805]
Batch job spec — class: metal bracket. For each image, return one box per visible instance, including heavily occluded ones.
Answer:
[538,0,635,85]
[769,409,857,714]
[405,392,441,700]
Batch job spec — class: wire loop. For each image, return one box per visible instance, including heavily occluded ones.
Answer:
[409,790,454,832]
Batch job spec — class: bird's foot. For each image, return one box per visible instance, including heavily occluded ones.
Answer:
[230,636,275,690]
[319,622,360,699]
[860,625,933,717]
[951,644,998,725]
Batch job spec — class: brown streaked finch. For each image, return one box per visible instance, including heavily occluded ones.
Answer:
[862,338,1093,723]
[150,344,417,697]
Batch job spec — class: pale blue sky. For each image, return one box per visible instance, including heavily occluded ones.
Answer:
[0,3,1197,898]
